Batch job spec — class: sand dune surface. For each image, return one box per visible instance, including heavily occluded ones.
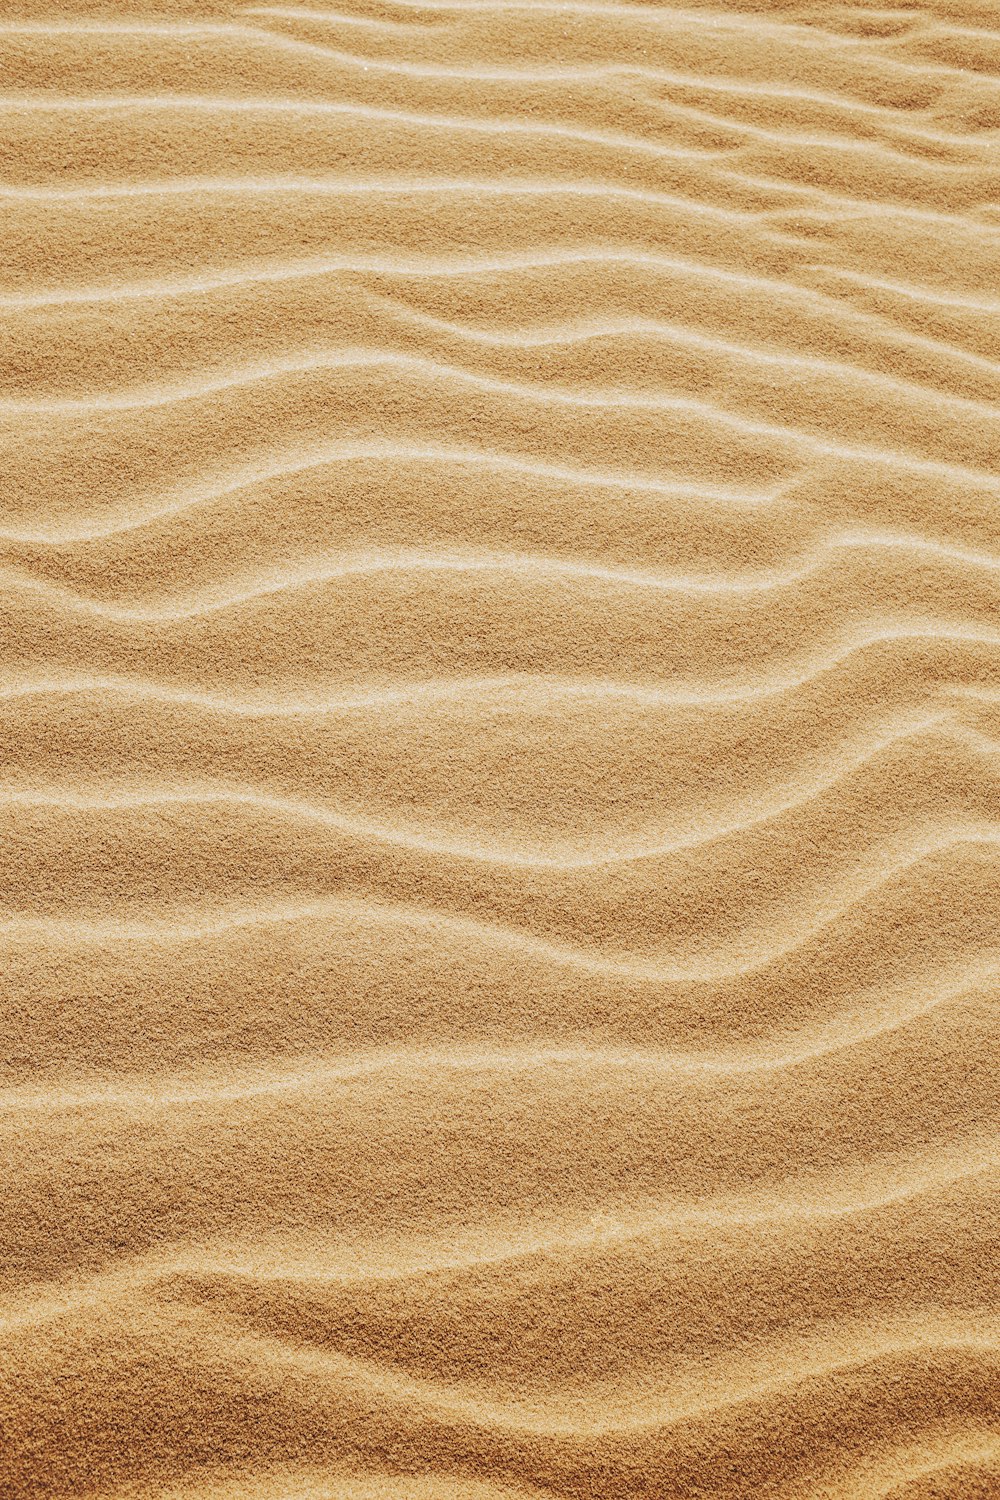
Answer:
[1,0,999,1496]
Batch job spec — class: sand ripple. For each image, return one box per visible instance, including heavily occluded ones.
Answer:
[1,0,998,1496]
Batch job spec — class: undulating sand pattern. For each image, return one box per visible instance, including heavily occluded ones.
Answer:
[2,0,1000,1496]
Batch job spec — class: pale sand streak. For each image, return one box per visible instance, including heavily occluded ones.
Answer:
[1,0,999,1497]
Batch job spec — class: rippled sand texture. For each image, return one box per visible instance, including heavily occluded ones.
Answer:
[3,0,1000,1496]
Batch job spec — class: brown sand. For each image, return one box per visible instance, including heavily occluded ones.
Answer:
[1,0,999,1496]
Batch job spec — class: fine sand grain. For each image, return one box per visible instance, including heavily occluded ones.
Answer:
[1,0,999,1496]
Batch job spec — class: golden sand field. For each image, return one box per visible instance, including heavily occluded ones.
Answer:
[2,0,999,1495]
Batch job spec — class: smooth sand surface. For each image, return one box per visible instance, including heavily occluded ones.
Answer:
[2,0,999,1496]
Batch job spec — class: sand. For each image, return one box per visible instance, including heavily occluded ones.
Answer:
[1,0,999,1496]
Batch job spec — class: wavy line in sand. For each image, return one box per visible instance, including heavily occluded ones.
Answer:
[3,717,999,874]
[6,30,993,165]
[6,346,997,491]
[1,624,997,710]
[244,0,988,56]
[4,2,998,1495]
[4,1015,999,1110]
[111,1309,1000,1438]
[0,174,758,219]
[1,63,983,155]
[132,1476,550,1500]
[5,532,1000,617]
[3,900,996,1073]
[7,92,984,178]
[358,295,1000,403]
[0,442,783,545]
[9,300,1000,415]
[809,262,1000,313]
[0,243,981,340]
[2,713,998,864]
[3,831,1000,985]
[2,1150,995,1331]
[6,259,996,409]
[6,168,996,258]
[0,94,731,167]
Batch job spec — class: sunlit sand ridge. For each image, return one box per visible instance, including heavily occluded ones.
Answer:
[2,0,1000,1495]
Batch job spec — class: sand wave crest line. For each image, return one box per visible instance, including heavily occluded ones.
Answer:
[137,1311,1000,1438]
[869,1449,1000,1500]
[808,262,1000,315]
[4,1012,1000,1109]
[0,20,254,35]
[757,179,1000,240]
[3,19,979,146]
[1,618,1000,711]
[241,33,1000,122]
[0,669,835,719]
[0,174,758,224]
[2,834,1000,983]
[11,290,1000,419]
[5,719,1000,897]
[1,1160,997,1346]
[0,444,782,547]
[3,727,1000,869]
[5,884,1000,1066]
[0,94,730,166]
[231,20,1000,154]
[247,30,1000,129]
[6,252,996,392]
[6,346,997,490]
[1,93,970,173]
[6,164,995,250]
[9,532,1000,619]
[3,618,1000,710]
[361,296,1000,412]
[244,0,981,56]
[0,244,975,335]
